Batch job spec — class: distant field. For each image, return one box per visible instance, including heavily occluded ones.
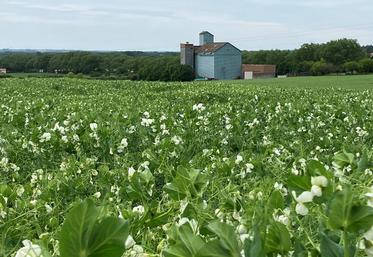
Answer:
[3,73,373,89]
[0,77,372,257]
[233,74,373,89]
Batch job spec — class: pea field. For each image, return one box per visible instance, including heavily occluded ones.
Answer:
[0,76,373,257]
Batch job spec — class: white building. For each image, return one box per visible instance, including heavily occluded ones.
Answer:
[181,32,242,80]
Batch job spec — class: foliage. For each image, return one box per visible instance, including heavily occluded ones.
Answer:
[242,38,369,75]
[0,78,372,257]
[59,199,130,257]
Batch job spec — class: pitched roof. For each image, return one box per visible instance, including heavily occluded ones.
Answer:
[199,31,213,35]
[194,42,228,54]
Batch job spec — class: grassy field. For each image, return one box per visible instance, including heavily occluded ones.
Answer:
[0,76,372,257]
[232,74,373,89]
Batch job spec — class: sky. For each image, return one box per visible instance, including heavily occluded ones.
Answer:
[1,0,373,51]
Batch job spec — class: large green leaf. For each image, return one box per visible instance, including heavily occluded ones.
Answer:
[59,199,129,257]
[346,205,373,233]
[307,160,331,178]
[293,240,308,257]
[265,222,292,254]
[327,186,353,230]
[320,233,343,257]
[334,150,354,168]
[205,221,240,257]
[287,175,311,192]
[244,229,265,257]
[268,190,284,212]
[163,167,207,200]
[197,239,231,257]
[163,224,205,257]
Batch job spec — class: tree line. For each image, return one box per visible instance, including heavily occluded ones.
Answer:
[0,52,194,81]
[243,39,373,75]
[0,38,372,80]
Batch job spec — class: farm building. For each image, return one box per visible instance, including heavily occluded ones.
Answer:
[370,53,373,59]
[242,64,276,79]
[0,68,7,74]
[181,31,242,80]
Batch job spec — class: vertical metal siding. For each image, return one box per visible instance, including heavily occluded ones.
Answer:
[199,33,214,45]
[195,54,215,78]
[214,44,242,80]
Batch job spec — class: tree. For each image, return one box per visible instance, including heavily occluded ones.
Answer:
[310,60,335,76]
[358,59,373,73]
[321,39,365,66]
[343,61,361,74]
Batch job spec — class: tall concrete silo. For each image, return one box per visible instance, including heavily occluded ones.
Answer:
[180,43,194,68]
[199,31,214,45]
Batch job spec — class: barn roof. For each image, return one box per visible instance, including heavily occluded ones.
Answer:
[194,42,241,54]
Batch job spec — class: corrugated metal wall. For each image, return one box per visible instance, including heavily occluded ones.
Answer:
[214,44,242,80]
[195,55,215,78]
[199,33,214,45]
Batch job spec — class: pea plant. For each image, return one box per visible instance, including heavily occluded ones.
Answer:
[0,78,372,257]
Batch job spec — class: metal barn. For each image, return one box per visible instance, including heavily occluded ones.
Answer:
[181,32,242,80]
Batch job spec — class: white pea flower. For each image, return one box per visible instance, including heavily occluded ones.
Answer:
[215,209,225,220]
[311,185,322,197]
[125,235,136,249]
[366,186,373,207]
[235,155,243,165]
[364,227,373,241]
[132,205,145,215]
[295,191,314,203]
[292,191,313,216]
[117,138,128,153]
[44,203,53,214]
[89,123,98,131]
[311,176,328,187]
[276,214,290,226]
[15,240,42,257]
[192,103,205,112]
[16,186,25,197]
[93,192,101,199]
[131,245,144,255]
[128,167,136,179]
[118,138,127,147]
[171,136,182,145]
[295,203,309,216]
[245,163,254,173]
[39,133,51,142]
[61,135,68,143]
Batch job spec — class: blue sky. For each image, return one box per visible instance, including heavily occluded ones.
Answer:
[1,0,373,51]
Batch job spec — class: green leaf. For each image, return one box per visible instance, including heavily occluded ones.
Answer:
[327,186,353,230]
[307,160,331,178]
[346,205,373,233]
[59,199,129,257]
[327,186,373,233]
[357,152,372,172]
[293,240,308,257]
[268,190,284,212]
[197,239,231,257]
[205,221,240,257]
[334,150,354,167]
[244,229,265,257]
[88,217,129,257]
[163,224,205,257]
[163,167,208,200]
[265,222,292,254]
[145,210,171,228]
[286,175,311,192]
[320,232,343,257]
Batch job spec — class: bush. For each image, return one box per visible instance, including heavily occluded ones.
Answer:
[310,61,335,75]
[343,61,361,74]
[358,59,373,73]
